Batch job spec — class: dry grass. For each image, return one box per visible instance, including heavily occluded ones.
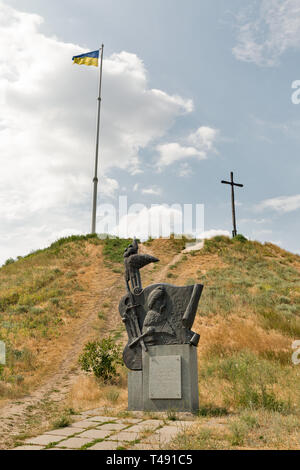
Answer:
[66,375,128,413]
[196,316,291,360]
[165,410,300,450]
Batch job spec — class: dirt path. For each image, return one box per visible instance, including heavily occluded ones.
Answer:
[0,243,188,449]
[156,252,183,283]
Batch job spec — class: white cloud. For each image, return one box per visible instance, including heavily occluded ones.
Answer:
[187,126,218,152]
[256,194,300,212]
[177,163,192,177]
[198,229,231,239]
[240,217,271,224]
[156,143,204,167]
[0,1,194,264]
[156,126,218,168]
[233,0,300,66]
[141,186,162,196]
[99,177,119,198]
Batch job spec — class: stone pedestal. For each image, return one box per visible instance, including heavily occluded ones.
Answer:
[128,344,199,412]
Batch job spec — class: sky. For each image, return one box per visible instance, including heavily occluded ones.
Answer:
[0,0,300,264]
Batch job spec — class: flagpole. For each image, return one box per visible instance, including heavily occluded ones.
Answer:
[91,44,104,234]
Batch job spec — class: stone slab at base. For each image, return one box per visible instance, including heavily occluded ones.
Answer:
[128,370,143,411]
[128,344,199,412]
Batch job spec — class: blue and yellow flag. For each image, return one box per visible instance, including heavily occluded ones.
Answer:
[72,50,99,67]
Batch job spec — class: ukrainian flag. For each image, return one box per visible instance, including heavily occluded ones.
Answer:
[72,50,99,67]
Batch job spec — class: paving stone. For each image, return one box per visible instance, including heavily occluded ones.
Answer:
[79,429,111,439]
[88,441,120,450]
[121,424,149,433]
[107,431,140,442]
[55,437,92,449]
[139,419,164,427]
[97,423,127,431]
[125,420,162,433]
[154,426,181,442]
[80,407,106,416]
[25,434,65,446]
[140,426,180,446]
[120,418,143,424]
[46,427,85,437]
[87,416,117,422]
[70,419,96,428]
[13,445,44,450]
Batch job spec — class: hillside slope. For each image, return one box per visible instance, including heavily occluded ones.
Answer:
[0,235,299,449]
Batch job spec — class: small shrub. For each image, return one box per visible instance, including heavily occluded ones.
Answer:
[233,234,248,243]
[229,421,247,446]
[53,415,71,428]
[79,336,122,382]
[4,258,15,266]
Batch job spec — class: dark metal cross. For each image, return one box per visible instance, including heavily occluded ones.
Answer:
[221,172,244,238]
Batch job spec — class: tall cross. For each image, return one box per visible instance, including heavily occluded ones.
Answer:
[221,171,244,238]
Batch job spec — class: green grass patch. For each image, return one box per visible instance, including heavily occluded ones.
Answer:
[200,350,292,413]
[102,237,134,264]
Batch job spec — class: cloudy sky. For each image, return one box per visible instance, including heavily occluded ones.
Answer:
[0,0,300,264]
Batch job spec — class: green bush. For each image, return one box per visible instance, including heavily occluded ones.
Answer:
[53,415,71,428]
[79,337,122,382]
[4,258,15,266]
[233,234,248,243]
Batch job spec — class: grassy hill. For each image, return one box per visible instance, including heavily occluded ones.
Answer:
[0,234,299,449]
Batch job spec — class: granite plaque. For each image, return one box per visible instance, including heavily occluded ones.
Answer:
[149,355,181,399]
